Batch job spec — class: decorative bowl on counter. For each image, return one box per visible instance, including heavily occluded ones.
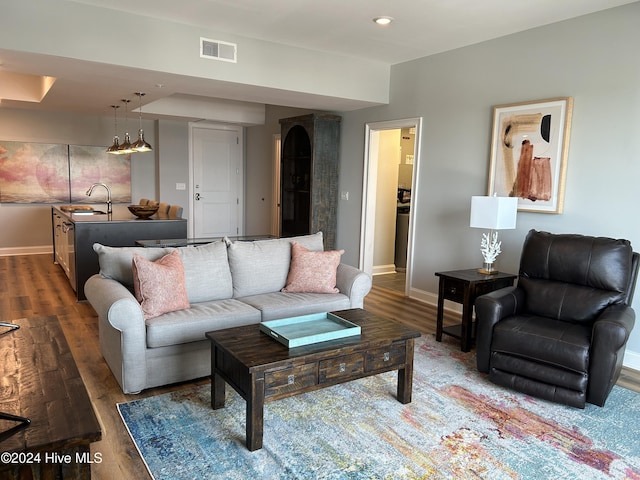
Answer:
[128,204,159,219]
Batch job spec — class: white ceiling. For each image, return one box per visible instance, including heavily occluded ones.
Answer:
[69,0,635,64]
[0,0,635,117]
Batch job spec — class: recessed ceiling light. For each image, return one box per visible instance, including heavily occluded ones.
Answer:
[373,16,393,26]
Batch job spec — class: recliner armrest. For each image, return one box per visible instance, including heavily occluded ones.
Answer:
[593,304,636,350]
[475,286,525,372]
[588,304,636,406]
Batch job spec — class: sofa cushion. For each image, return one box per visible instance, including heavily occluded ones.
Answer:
[227,232,324,298]
[94,243,172,287]
[282,242,344,293]
[178,241,233,303]
[132,250,191,320]
[238,291,351,321]
[145,299,261,348]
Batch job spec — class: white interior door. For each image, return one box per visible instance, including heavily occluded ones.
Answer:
[190,124,243,238]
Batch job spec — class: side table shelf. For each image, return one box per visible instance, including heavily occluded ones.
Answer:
[435,269,517,352]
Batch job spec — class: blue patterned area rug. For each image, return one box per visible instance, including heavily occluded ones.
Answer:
[117,335,640,479]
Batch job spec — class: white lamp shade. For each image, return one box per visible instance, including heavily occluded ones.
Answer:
[470,196,517,230]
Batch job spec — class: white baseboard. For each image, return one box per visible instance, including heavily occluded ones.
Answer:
[0,245,52,257]
[405,286,639,371]
[624,351,640,371]
[407,286,463,315]
[372,264,396,276]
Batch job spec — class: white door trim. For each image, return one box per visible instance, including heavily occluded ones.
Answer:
[271,133,281,237]
[188,122,244,238]
[360,117,422,296]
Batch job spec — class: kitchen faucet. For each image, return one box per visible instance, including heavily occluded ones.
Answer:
[86,183,112,214]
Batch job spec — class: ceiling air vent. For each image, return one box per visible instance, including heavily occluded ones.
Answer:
[200,37,237,63]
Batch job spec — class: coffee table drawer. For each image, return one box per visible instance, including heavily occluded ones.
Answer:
[365,342,406,372]
[264,363,317,397]
[319,353,365,383]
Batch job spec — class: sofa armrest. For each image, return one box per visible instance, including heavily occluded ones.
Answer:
[85,274,147,394]
[588,304,636,406]
[336,263,372,308]
[475,286,525,373]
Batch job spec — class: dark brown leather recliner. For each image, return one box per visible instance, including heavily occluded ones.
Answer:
[476,230,639,408]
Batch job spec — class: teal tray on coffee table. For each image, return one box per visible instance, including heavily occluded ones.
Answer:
[259,312,361,348]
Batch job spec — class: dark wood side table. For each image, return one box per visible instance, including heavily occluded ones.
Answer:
[435,269,517,352]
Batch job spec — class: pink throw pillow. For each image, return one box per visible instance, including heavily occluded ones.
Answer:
[282,242,345,293]
[132,250,190,319]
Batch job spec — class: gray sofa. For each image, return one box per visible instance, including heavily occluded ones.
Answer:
[84,233,372,394]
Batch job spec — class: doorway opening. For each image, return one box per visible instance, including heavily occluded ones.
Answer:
[360,118,422,296]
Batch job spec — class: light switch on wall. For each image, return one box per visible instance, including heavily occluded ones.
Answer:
[341,191,349,201]
[176,183,186,190]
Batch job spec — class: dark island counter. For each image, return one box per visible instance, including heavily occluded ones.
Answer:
[52,205,187,300]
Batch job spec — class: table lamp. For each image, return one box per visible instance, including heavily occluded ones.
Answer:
[470,195,517,274]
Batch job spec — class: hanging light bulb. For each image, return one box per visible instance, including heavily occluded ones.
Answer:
[131,92,152,152]
[117,99,134,154]
[106,105,123,154]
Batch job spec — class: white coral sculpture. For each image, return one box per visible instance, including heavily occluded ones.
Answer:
[480,231,501,264]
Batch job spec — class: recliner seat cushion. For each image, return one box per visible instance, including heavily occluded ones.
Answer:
[491,314,591,374]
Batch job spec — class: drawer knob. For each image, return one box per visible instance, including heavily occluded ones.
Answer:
[449,287,457,294]
[287,374,295,385]
[339,362,346,373]
[383,352,390,362]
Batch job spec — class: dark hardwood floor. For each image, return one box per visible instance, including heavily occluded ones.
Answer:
[1,255,639,479]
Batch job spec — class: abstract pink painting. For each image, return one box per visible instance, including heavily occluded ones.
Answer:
[487,98,573,214]
[0,141,131,203]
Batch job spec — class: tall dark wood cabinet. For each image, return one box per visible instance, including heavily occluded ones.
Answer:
[279,113,341,250]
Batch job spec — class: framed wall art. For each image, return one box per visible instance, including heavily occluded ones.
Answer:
[0,141,131,204]
[487,97,573,213]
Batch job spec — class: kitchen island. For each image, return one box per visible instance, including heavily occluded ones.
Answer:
[52,205,187,300]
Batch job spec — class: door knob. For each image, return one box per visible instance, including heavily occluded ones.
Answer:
[195,193,201,201]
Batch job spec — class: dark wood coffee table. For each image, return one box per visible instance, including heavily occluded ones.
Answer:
[206,308,421,451]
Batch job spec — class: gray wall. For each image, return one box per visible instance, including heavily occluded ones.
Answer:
[336,3,640,366]
[157,120,190,218]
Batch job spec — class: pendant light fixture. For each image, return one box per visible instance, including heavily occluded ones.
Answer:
[117,98,134,154]
[106,105,122,154]
[131,92,152,152]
